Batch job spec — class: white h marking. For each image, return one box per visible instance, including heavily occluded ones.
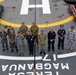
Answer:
[20,0,51,15]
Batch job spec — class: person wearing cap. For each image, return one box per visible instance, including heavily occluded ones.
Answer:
[0,28,9,51]
[30,22,39,47]
[19,22,28,38]
[48,28,56,52]
[57,25,66,50]
[9,29,18,52]
[16,31,25,56]
[67,26,76,51]
[7,26,15,36]
[38,29,46,55]
[26,31,36,55]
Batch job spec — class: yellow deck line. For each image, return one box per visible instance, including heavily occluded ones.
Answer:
[0,0,4,3]
[0,15,74,28]
[0,0,75,28]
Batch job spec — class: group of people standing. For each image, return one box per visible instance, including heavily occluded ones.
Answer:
[0,22,76,56]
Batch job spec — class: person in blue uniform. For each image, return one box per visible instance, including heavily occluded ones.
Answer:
[48,28,56,52]
[57,25,66,50]
[26,31,36,55]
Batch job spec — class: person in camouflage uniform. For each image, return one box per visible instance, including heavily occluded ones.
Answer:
[0,28,9,51]
[7,26,15,36]
[16,31,25,56]
[9,29,18,52]
[67,26,76,51]
[19,22,28,38]
[38,29,46,55]
[30,22,39,47]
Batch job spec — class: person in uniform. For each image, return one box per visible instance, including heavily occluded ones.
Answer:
[9,30,18,52]
[57,25,66,50]
[19,22,28,38]
[7,26,15,36]
[67,26,76,51]
[16,31,25,56]
[48,28,56,52]
[38,29,46,55]
[30,22,39,47]
[0,28,9,51]
[26,31,36,55]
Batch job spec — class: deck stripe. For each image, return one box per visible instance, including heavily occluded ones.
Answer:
[0,0,4,3]
[0,16,74,28]
[0,55,42,61]
[57,52,76,59]
[0,52,76,60]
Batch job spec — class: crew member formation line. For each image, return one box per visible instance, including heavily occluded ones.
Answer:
[0,22,76,56]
